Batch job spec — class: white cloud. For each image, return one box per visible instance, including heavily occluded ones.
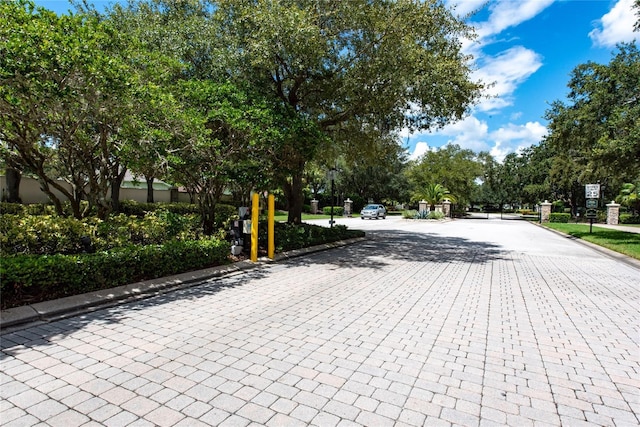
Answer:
[589,0,638,48]
[469,0,556,41]
[407,118,547,162]
[473,46,543,112]
[409,142,430,160]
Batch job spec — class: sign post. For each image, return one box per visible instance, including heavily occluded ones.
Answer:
[585,184,600,233]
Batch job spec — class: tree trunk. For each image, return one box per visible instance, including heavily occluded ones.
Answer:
[286,168,305,224]
[5,167,22,203]
[146,176,155,203]
[109,168,127,215]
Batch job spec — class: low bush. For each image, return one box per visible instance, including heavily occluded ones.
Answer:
[427,211,445,220]
[259,222,364,252]
[620,214,640,224]
[322,206,344,216]
[402,210,417,219]
[0,212,203,255]
[549,213,571,223]
[0,238,229,309]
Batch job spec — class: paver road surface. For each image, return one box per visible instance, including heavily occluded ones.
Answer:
[1,217,639,426]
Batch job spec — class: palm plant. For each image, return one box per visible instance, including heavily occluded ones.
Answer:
[414,183,456,211]
[616,182,640,214]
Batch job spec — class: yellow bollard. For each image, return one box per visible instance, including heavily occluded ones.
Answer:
[251,192,259,262]
[268,194,275,259]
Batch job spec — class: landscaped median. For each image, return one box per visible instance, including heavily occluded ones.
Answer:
[1,214,365,310]
[542,223,640,261]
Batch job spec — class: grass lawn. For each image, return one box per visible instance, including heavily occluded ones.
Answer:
[544,223,640,260]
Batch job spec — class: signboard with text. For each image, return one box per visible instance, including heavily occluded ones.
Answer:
[585,184,600,199]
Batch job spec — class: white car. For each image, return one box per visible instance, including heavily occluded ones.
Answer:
[360,204,386,219]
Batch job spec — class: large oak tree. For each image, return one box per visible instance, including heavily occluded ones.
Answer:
[215,0,483,223]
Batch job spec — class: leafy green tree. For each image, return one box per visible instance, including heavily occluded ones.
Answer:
[545,44,640,189]
[405,144,483,208]
[215,0,483,223]
[0,0,145,218]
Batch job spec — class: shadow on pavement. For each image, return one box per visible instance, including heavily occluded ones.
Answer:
[288,229,506,270]
[1,231,504,353]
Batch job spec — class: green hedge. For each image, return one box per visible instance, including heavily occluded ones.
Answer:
[0,212,203,255]
[0,238,229,309]
[549,213,571,223]
[620,214,640,224]
[259,222,364,252]
[322,206,344,216]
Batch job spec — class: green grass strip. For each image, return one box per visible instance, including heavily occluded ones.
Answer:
[544,223,640,260]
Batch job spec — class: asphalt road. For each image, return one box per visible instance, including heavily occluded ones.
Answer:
[1,216,639,426]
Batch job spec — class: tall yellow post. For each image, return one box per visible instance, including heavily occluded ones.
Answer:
[268,194,275,259]
[251,192,259,262]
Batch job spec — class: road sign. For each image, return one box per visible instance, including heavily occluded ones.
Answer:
[586,199,598,209]
[585,208,597,219]
[585,184,600,199]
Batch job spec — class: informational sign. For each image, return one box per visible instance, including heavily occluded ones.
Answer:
[585,209,598,219]
[586,199,598,209]
[585,184,600,199]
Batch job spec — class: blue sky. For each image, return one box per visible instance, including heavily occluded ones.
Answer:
[404,0,639,161]
[35,0,639,163]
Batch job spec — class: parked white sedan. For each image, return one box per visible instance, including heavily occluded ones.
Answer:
[360,204,386,219]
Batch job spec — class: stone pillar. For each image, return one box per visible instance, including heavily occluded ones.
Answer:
[606,201,620,225]
[311,199,319,214]
[418,200,428,214]
[344,198,353,217]
[540,200,552,222]
[442,199,451,217]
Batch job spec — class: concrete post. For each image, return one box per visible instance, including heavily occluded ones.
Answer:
[606,201,621,225]
[343,198,353,217]
[540,200,552,222]
[311,199,319,214]
[442,199,451,217]
[418,200,428,214]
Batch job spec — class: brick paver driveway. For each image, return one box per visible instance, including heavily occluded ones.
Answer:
[2,218,639,426]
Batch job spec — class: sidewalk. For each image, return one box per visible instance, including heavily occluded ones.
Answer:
[1,218,638,426]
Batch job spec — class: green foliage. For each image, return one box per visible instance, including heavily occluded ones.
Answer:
[402,210,418,219]
[259,222,364,253]
[322,206,344,216]
[0,238,229,309]
[620,214,640,224]
[545,44,640,185]
[549,213,571,223]
[406,145,480,207]
[0,211,208,255]
[118,200,200,217]
[427,211,445,220]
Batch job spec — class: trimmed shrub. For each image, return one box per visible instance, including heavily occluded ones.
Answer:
[549,213,571,223]
[402,210,417,219]
[620,214,640,224]
[427,211,445,220]
[259,221,364,253]
[0,238,229,309]
[322,206,344,216]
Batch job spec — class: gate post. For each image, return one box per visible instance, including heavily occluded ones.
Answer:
[606,201,620,225]
[540,200,552,223]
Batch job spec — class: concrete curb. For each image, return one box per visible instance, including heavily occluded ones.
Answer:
[1,237,367,331]
[532,222,640,270]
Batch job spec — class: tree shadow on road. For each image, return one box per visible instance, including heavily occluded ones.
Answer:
[0,229,504,353]
[287,229,506,270]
